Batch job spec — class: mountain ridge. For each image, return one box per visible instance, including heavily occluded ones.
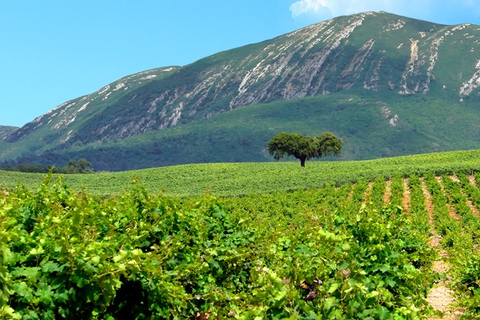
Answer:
[3,11,480,170]
[0,126,19,140]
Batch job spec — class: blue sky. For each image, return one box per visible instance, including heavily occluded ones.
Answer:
[2,0,480,127]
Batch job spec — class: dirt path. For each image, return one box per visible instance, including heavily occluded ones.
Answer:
[402,178,410,213]
[383,180,391,205]
[468,175,477,187]
[423,178,463,319]
[421,178,435,227]
[449,175,460,183]
[362,181,374,205]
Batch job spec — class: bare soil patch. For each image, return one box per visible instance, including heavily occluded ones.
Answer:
[449,175,460,183]
[402,178,410,213]
[421,178,435,227]
[362,181,374,205]
[468,175,477,187]
[383,180,392,204]
[423,178,463,319]
[466,196,479,217]
[426,284,459,318]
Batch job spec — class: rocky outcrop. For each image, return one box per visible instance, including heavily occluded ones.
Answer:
[0,126,18,140]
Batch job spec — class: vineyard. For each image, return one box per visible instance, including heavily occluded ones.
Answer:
[2,170,480,318]
[3,149,480,197]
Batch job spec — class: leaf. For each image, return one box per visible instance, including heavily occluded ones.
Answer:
[366,290,379,299]
[55,291,70,304]
[14,267,41,282]
[295,245,311,254]
[75,276,90,288]
[379,265,390,273]
[13,282,30,297]
[37,286,54,305]
[386,278,396,288]
[131,249,143,256]
[328,283,339,294]
[344,286,354,294]
[42,261,60,273]
[29,246,45,256]
[113,250,128,263]
[274,288,287,302]
[90,256,101,265]
[375,306,391,320]
[324,297,337,311]
[2,248,15,265]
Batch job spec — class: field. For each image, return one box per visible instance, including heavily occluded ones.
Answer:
[2,150,480,318]
[3,149,480,197]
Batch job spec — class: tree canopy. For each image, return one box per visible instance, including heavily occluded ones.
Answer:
[0,159,94,174]
[267,132,343,167]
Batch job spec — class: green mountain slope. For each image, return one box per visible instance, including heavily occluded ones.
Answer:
[3,11,480,170]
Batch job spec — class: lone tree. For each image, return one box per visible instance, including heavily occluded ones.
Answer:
[63,159,94,174]
[267,132,343,167]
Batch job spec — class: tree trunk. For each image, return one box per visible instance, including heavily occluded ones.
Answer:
[300,156,306,167]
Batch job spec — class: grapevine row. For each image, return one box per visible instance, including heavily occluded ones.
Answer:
[5,172,480,317]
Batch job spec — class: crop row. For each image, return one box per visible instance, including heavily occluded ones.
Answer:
[4,172,480,318]
[3,149,480,197]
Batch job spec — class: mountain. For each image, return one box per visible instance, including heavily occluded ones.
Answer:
[3,11,480,171]
[0,126,18,140]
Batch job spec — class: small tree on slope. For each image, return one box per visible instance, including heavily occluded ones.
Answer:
[267,132,343,167]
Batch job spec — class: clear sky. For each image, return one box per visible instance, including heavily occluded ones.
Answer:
[2,0,480,127]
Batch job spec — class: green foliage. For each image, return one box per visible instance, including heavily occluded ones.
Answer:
[0,173,442,318]
[2,149,480,197]
[4,92,480,171]
[421,172,480,315]
[58,159,93,174]
[10,165,480,316]
[1,159,93,174]
[0,163,51,173]
[267,132,343,167]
